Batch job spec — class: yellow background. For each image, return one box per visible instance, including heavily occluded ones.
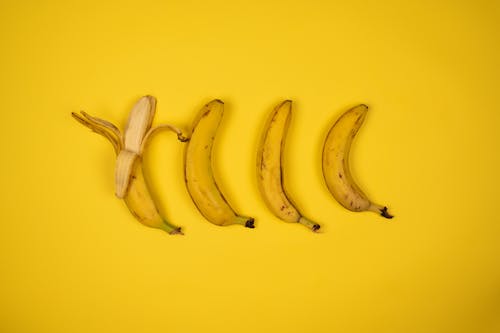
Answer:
[1,0,499,332]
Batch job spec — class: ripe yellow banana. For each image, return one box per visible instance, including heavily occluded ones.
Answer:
[322,104,393,219]
[184,100,255,228]
[72,96,188,234]
[256,100,320,232]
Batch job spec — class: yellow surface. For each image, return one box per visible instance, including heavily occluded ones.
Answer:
[1,0,499,332]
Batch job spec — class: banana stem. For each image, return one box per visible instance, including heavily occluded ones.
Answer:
[141,124,189,153]
[298,216,321,232]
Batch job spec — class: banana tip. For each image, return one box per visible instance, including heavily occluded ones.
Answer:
[245,218,255,228]
[380,207,393,219]
[312,224,321,232]
[169,228,184,235]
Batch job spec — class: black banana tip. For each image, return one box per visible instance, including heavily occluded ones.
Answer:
[312,224,321,232]
[245,218,255,228]
[380,207,394,219]
[169,227,184,235]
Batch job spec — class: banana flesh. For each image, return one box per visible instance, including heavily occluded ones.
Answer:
[72,96,186,234]
[322,104,393,219]
[184,100,255,228]
[257,100,320,231]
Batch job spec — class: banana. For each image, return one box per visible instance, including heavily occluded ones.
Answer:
[256,100,320,232]
[124,158,181,234]
[72,96,188,234]
[322,104,393,219]
[184,100,255,228]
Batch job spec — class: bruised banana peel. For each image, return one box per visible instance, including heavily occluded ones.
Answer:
[72,95,188,235]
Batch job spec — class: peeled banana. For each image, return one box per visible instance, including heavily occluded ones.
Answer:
[322,104,393,219]
[72,96,188,234]
[256,100,320,231]
[184,100,255,228]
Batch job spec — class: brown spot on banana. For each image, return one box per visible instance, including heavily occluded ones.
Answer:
[260,158,266,171]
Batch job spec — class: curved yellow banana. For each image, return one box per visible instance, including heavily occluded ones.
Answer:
[257,100,320,231]
[184,100,255,228]
[322,104,393,219]
[124,157,181,234]
[72,95,186,235]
